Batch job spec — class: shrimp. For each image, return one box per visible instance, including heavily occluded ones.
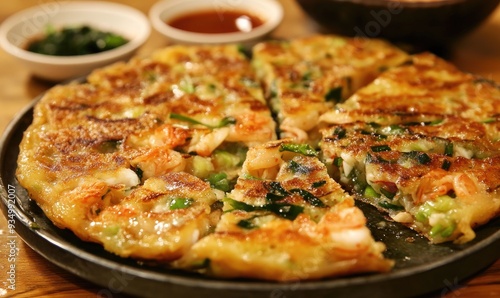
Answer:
[415,169,478,204]
[226,113,276,144]
[125,124,191,149]
[280,124,309,143]
[242,141,283,179]
[187,127,230,157]
[130,147,186,179]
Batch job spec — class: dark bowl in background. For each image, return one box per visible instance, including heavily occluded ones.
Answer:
[296,0,500,52]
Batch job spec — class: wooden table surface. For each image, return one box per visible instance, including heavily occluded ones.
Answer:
[0,0,499,297]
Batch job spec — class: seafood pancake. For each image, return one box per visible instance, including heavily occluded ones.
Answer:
[15,44,276,260]
[175,140,393,280]
[252,35,409,143]
[14,37,500,282]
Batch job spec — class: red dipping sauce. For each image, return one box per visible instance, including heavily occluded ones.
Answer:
[168,10,264,34]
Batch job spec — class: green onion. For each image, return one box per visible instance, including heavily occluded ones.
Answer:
[191,258,211,269]
[430,223,456,238]
[333,127,347,139]
[179,76,195,94]
[312,180,326,188]
[325,86,343,103]
[404,151,431,165]
[270,80,278,98]
[363,185,380,199]
[279,143,318,157]
[430,119,444,125]
[388,124,405,134]
[237,219,257,229]
[266,181,288,198]
[333,157,343,167]
[170,113,236,129]
[368,122,381,129]
[226,198,256,212]
[133,166,143,181]
[444,142,454,157]
[441,159,452,171]
[207,173,233,192]
[378,201,404,211]
[169,198,194,210]
[225,198,304,221]
[371,145,391,152]
[289,189,326,208]
[288,160,309,174]
[97,140,121,153]
[380,186,397,199]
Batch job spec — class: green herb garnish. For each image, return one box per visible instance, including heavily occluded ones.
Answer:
[378,201,404,211]
[441,159,452,171]
[169,198,194,210]
[170,113,236,129]
[207,172,233,192]
[312,180,326,188]
[444,142,454,157]
[289,189,326,207]
[325,86,343,103]
[371,145,391,152]
[279,143,318,157]
[225,198,304,221]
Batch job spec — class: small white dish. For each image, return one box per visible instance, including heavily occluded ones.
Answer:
[149,0,283,45]
[0,1,151,82]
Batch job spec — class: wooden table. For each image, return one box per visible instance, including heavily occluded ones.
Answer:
[0,0,499,297]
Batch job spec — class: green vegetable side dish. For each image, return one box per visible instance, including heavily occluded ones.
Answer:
[26,25,129,56]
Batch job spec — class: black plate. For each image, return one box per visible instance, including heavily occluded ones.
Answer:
[1,99,499,298]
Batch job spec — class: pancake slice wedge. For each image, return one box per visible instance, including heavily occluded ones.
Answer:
[175,140,393,280]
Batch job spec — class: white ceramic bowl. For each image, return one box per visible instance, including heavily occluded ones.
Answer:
[149,0,283,45]
[0,1,151,82]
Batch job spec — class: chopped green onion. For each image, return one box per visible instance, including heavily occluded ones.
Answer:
[333,157,343,167]
[324,86,343,103]
[279,143,318,157]
[288,160,309,174]
[207,173,233,192]
[429,119,444,125]
[405,151,431,164]
[380,188,396,199]
[441,159,452,171]
[237,219,257,229]
[312,180,326,188]
[363,185,380,199]
[179,76,195,94]
[266,181,288,198]
[378,201,404,211]
[133,166,143,181]
[333,127,347,139]
[371,145,391,152]
[444,142,454,157]
[170,113,236,129]
[388,124,405,134]
[289,189,326,208]
[225,198,304,221]
[169,198,194,210]
[97,140,121,153]
[226,198,256,212]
